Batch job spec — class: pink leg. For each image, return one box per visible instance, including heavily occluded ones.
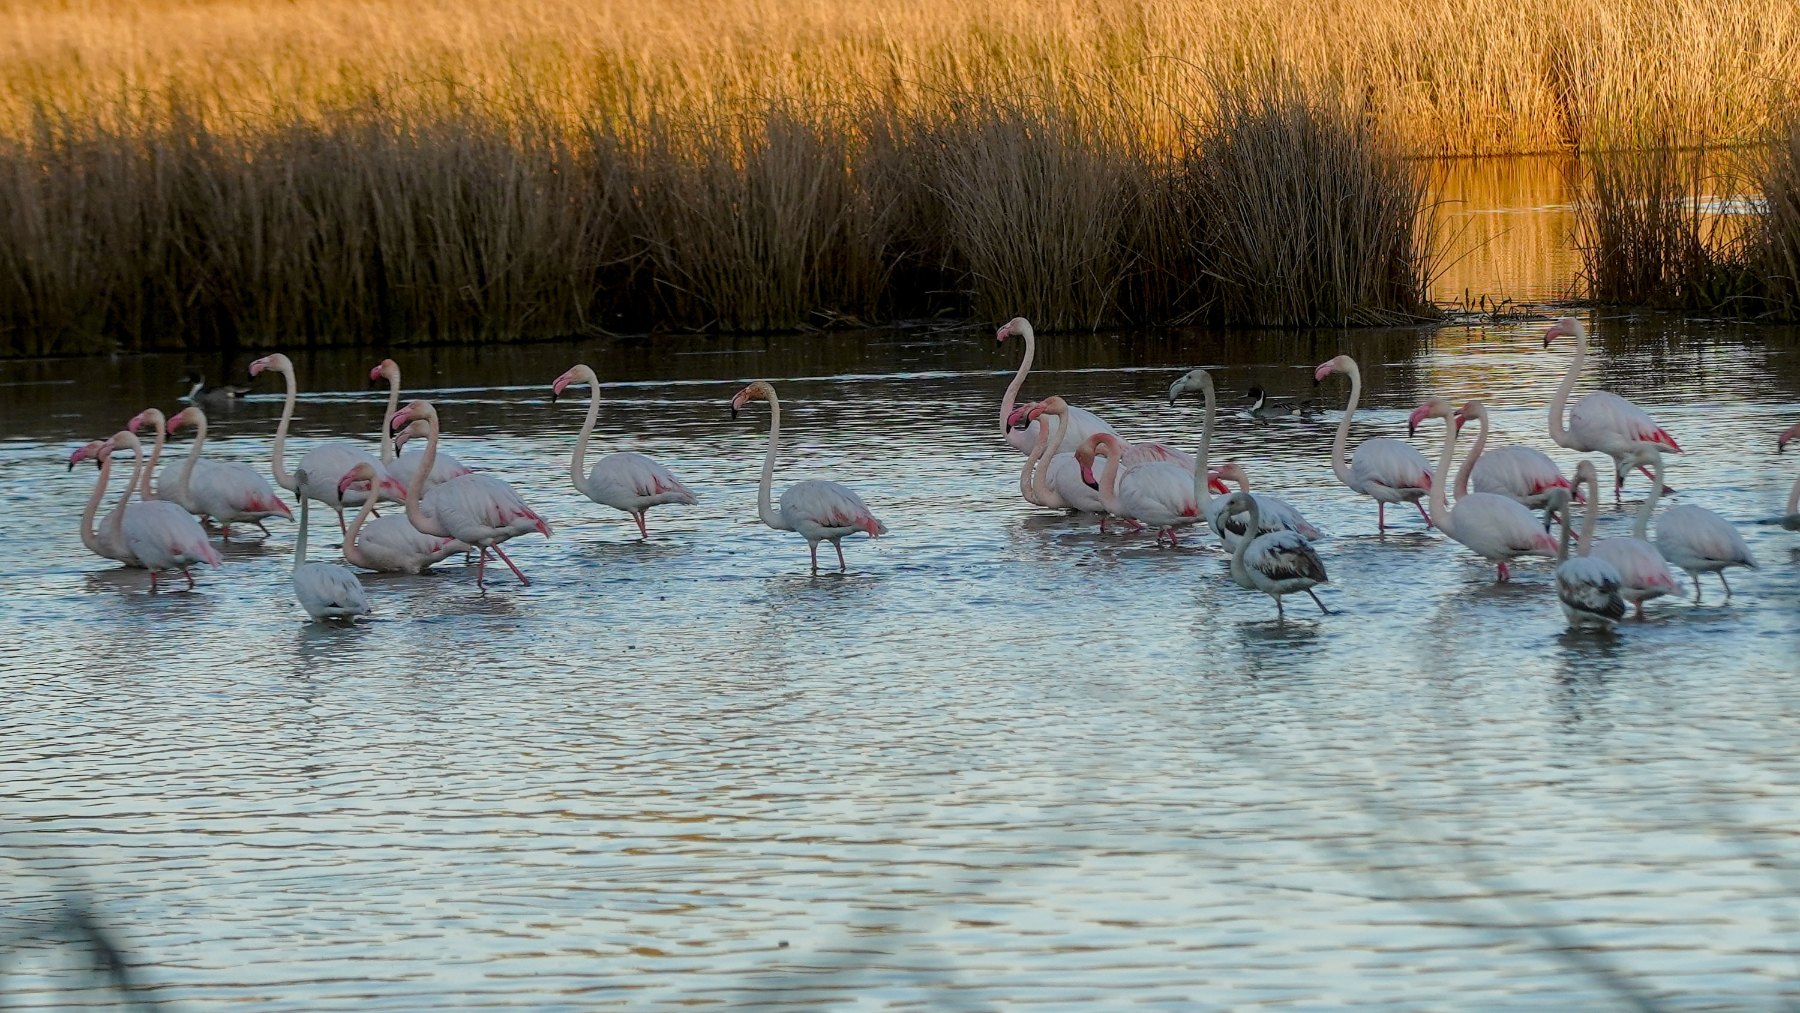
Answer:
[1497,561,1511,582]
[254,520,271,537]
[491,543,530,585]
[1100,516,1108,534]
[183,568,195,591]
[634,512,648,538]
[1377,502,1387,531]
[149,571,160,593]
[834,540,847,571]
[1414,501,1433,528]
[338,509,348,536]
[220,524,232,537]
[475,546,490,588]
[808,542,820,572]
[1637,465,1674,495]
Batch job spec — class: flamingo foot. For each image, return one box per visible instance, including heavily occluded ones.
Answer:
[492,542,530,585]
[1307,589,1335,615]
[1274,594,1286,619]
[834,539,847,571]
[634,512,648,539]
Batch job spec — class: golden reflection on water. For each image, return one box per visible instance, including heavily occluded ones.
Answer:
[1428,155,1578,307]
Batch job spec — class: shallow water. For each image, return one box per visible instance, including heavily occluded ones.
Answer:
[3,317,1800,1010]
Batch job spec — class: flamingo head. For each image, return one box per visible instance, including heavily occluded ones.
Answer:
[392,420,429,450]
[370,358,399,384]
[1204,469,1231,495]
[390,398,437,430]
[164,406,202,434]
[995,317,1031,344]
[729,380,775,420]
[551,364,595,401]
[1313,355,1352,382]
[1074,433,1118,488]
[247,353,291,378]
[1778,421,1800,453]
[1542,316,1583,348]
[1213,461,1247,488]
[1217,490,1254,518]
[107,429,143,455]
[67,440,106,471]
[1408,397,1454,437]
[1167,367,1213,406]
[336,462,378,498]
[126,408,164,434]
[1006,402,1037,429]
[1033,395,1067,419]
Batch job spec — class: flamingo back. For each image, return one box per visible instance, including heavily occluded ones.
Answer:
[1470,446,1571,505]
[426,474,551,545]
[294,560,371,619]
[1656,505,1755,570]
[1009,406,1117,456]
[586,452,698,511]
[1451,492,1558,562]
[1570,391,1681,454]
[1350,438,1433,498]
[780,479,885,539]
[1589,537,1680,597]
[354,516,464,573]
[123,501,222,571]
[1116,461,1199,528]
[1044,454,1106,513]
[300,444,391,506]
[189,460,292,524]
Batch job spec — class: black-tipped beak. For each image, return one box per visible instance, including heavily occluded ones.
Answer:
[66,459,75,473]
[550,390,559,404]
[1083,478,1099,490]
[730,406,739,420]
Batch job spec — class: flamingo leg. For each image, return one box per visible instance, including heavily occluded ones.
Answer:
[475,546,490,588]
[1719,572,1733,599]
[182,568,195,591]
[149,571,160,593]
[1167,528,1180,547]
[1274,594,1286,619]
[1306,589,1334,615]
[1636,465,1674,494]
[255,520,271,537]
[1099,516,1109,534]
[834,540,847,571]
[1377,502,1387,531]
[1689,572,1703,603]
[634,512,648,539]
[1497,561,1511,582]
[492,543,530,585]
[1414,501,1433,528]
[808,542,820,573]
[1634,600,1645,620]
[338,509,349,537]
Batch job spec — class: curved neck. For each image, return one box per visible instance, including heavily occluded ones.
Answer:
[79,454,114,553]
[1096,446,1123,514]
[1192,374,1217,515]
[343,476,378,568]
[1329,360,1361,487]
[1455,410,1488,498]
[572,380,601,495]
[270,366,298,491]
[379,373,401,463]
[999,326,1036,439]
[139,420,165,498]
[1428,417,1459,537]
[1577,474,1600,556]
[294,490,310,570]
[108,446,146,543]
[1632,455,1663,539]
[1548,327,1584,449]
[1229,498,1261,580]
[402,417,451,537]
[1034,410,1069,503]
[179,413,209,493]
[756,393,787,530]
[1021,409,1049,500]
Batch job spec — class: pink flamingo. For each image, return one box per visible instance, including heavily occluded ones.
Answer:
[1770,422,1800,530]
[1075,433,1210,545]
[1016,399,1058,506]
[125,408,199,515]
[730,380,886,572]
[1586,448,1681,618]
[552,364,698,537]
[372,359,471,489]
[389,399,550,588]
[1656,500,1756,603]
[336,462,466,573]
[1542,316,1680,503]
[1551,462,1626,629]
[1028,397,1209,518]
[1412,397,1557,581]
[1314,355,1434,531]
[249,353,406,534]
[1451,400,1574,509]
[105,430,222,591]
[69,440,139,565]
[162,405,292,535]
[997,317,1120,455]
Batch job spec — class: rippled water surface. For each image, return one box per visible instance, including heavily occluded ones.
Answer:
[4,317,1800,1010]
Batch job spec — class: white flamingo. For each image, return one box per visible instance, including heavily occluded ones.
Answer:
[730,380,886,572]
[1587,449,1681,618]
[1210,463,1323,547]
[1768,422,1800,530]
[1030,397,1210,519]
[163,406,293,535]
[1314,355,1435,531]
[336,462,465,574]
[390,399,551,588]
[372,358,470,489]
[249,353,406,534]
[1075,433,1206,545]
[125,408,201,515]
[996,316,1120,455]
[1219,491,1332,618]
[69,440,139,565]
[291,467,371,621]
[1451,400,1574,509]
[552,364,698,537]
[1167,367,1303,548]
[1413,397,1558,581]
[1656,502,1756,603]
[1542,316,1681,503]
[1016,399,1058,507]
[106,430,221,591]
[1551,461,1626,630]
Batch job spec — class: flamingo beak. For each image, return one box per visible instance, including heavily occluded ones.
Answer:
[1407,404,1433,437]
[248,357,268,377]
[1007,406,1032,429]
[1209,475,1229,495]
[994,323,1010,343]
[1312,362,1335,382]
[1779,426,1796,453]
[1080,463,1098,490]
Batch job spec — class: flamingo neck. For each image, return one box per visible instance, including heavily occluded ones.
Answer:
[1228,496,1262,583]
[1034,410,1069,504]
[1096,444,1123,514]
[571,377,601,497]
[402,417,451,538]
[108,444,146,545]
[1328,360,1360,489]
[999,324,1036,439]
[270,365,297,491]
[343,472,378,568]
[1191,372,1217,516]
[1788,471,1800,518]
[139,419,165,499]
[1429,416,1460,537]
[1020,409,1049,501]
[294,487,311,571]
[179,413,209,495]
[1455,409,1488,499]
[379,373,401,464]
[1633,455,1664,540]
[1577,471,1600,556]
[1548,326,1583,450]
[756,393,788,531]
[79,453,114,554]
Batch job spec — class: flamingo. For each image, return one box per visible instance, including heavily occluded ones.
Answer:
[730,380,886,572]
[1766,422,1800,530]
[1075,433,1217,545]
[996,316,1119,455]
[1412,397,1558,581]
[162,406,293,535]
[249,353,406,535]
[1210,463,1323,547]
[1451,400,1575,509]
[1586,448,1681,618]
[1655,501,1756,603]
[1016,400,1058,507]
[1314,355,1435,531]
[390,399,550,588]
[69,440,139,565]
[1542,316,1681,503]
[105,430,221,591]
[1218,491,1332,618]
[124,408,199,515]
[335,462,465,573]
[1167,367,1302,548]
[552,364,698,537]
[372,358,470,489]
[290,467,371,621]
[1031,397,1214,520]
[1550,461,1627,630]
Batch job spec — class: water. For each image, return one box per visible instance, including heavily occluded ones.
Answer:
[3,317,1799,1010]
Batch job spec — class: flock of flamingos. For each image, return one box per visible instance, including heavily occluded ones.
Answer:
[66,315,1800,629]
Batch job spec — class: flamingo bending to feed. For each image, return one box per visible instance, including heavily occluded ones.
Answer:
[125,408,200,515]
[1314,355,1434,531]
[390,400,551,588]
[249,353,406,534]
[69,440,139,565]
[1586,449,1681,618]
[1167,367,1305,548]
[372,359,470,489]
[552,364,698,537]
[1766,422,1800,530]
[291,468,370,621]
[1655,500,1756,603]
[730,380,886,572]
[163,406,292,535]
[1550,462,1626,630]
[1076,433,1213,546]
[1412,398,1558,581]
[1542,316,1680,502]
[105,430,221,591]
[336,462,465,573]
[1016,400,1059,507]
[1219,491,1332,618]
[1031,397,1214,519]
[1451,401,1574,509]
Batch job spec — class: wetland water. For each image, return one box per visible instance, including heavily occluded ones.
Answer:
[3,316,1800,1009]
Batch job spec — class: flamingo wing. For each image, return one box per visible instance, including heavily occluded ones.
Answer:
[1246,531,1329,584]
[1472,447,1571,501]
[781,479,885,536]
[1556,557,1627,622]
[1656,505,1755,568]
[1453,493,1558,559]
[1118,462,1199,525]
[1571,392,1681,453]
[1350,438,1433,494]
[587,452,698,509]
[294,561,370,618]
